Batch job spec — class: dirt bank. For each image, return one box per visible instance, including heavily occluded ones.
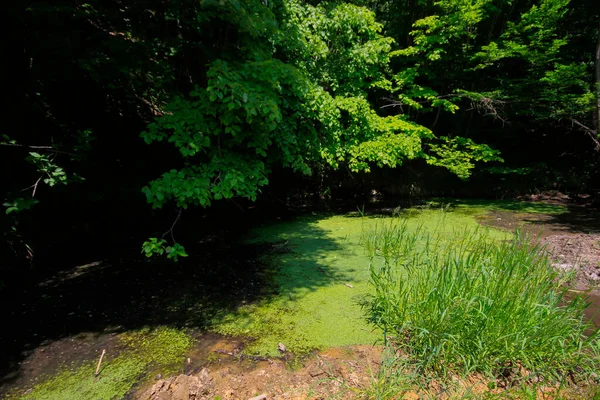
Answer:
[477,203,600,290]
[136,345,383,400]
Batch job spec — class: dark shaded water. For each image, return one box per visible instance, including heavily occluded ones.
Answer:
[564,289,600,335]
[584,292,600,330]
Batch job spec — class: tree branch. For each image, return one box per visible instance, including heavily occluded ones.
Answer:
[21,175,44,197]
[571,119,600,151]
[0,143,76,156]
[161,208,183,243]
[31,178,42,198]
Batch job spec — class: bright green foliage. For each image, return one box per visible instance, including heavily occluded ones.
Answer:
[279,0,395,95]
[388,0,494,106]
[141,1,415,212]
[472,0,594,121]
[426,136,503,179]
[539,63,596,120]
[365,220,600,379]
[141,57,306,208]
[361,0,599,189]
[475,0,571,69]
[141,0,501,235]
[386,0,593,124]
[394,0,493,62]
[141,238,188,261]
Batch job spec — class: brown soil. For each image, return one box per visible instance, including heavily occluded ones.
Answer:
[135,343,599,400]
[136,344,384,400]
[1,331,124,395]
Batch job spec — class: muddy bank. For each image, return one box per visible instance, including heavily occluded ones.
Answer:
[476,203,600,335]
[477,204,600,289]
[136,345,383,400]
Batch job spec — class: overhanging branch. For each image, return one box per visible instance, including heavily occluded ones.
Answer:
[571,119,600,151]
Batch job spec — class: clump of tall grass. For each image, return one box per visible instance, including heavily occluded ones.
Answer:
[363,219,600,382]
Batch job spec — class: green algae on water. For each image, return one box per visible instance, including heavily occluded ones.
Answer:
[15,200,558,398]
[18,327,191,400]
[212,208,510,357]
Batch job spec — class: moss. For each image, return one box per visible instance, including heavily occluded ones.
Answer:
[212,206,511,357]
[19,327,192,400]
[119,326,192,374]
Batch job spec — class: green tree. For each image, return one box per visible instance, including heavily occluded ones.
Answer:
[364,0,599,189]
[140,0,500,256]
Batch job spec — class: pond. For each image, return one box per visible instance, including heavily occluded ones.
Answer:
[2,199,599,399]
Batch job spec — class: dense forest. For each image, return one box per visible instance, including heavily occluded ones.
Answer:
[4,0,600,264]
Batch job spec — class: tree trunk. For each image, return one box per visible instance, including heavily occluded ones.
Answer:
[595,21,600,134]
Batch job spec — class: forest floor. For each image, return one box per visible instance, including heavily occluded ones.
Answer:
[2,196,600,400]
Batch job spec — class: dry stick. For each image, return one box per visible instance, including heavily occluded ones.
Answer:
[95,349,106,377]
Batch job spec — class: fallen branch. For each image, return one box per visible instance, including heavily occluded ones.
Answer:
[95,349,106,377]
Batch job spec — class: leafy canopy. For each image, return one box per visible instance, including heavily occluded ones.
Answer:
[139,0,501,257]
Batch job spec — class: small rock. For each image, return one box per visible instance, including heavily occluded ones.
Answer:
[200,367,211,382]
[308,368,324,377]
[347,372,360,386]
[155,373,162,380]
[278,343,287,353]
[248,394,267,400]
[142,374,212,400]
